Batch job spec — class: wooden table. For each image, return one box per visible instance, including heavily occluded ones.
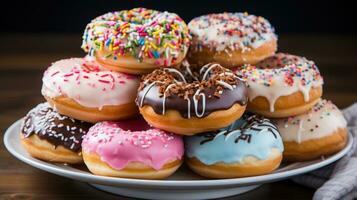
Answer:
[0,34,356,199]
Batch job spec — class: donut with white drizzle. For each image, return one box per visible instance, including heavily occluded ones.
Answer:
[20,102,92,164]
[136,62,248,135]
[235,53,323,118]
[187,12,277,68]
[274,99,347,161]
[185,113,284,178]
[42,57,140,123]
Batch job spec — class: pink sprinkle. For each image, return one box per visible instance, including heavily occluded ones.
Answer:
[147,51,153,58]
[101,74,109,77]
[83,75,89,79]
[151,21,158,26]
[119,80,126,84]
[64,73,74,77]
[99,79,110,84]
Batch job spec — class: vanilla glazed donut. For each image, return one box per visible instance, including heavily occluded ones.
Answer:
[82,118,184,179]
[82,8,191,74]
[235,53,323,118]
[185,114,284,178]
[274,99,347,161]
[136,62,248,135]
[20,103,92,164]
[187,12,277,68]
[41,57,139,123]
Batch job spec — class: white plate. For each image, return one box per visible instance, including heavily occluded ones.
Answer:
[4,119,353,200]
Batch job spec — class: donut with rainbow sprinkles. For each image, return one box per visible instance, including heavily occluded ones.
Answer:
[82,8,191,74]
[274,99,347,161]
[187,12,277,68]
[235,53,323,118]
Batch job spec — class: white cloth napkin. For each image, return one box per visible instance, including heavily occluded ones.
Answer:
[292,103,357,200]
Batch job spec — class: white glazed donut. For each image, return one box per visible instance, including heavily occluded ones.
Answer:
[235,53,324,118]
[187,12,277,67]
[274,99,348,161]
[42,57,140,122]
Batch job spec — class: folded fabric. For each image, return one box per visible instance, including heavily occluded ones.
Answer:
[292,103,357,200]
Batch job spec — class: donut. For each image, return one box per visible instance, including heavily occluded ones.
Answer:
[20,103,92,164]
[235,53,323,118]
[136,62,248,135]
[82,118,184,179]
[274,99,347,161]
[187,12,277,68]
[81,8,191,74]
[185,114,284,178]
[41,57,139,123]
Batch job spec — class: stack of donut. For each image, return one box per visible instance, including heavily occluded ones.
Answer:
[233,53,347,162]
[20,8,348,180]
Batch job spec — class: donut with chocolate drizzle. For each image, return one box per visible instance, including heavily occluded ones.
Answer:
[185,113,284,178]
[136,61,248,135]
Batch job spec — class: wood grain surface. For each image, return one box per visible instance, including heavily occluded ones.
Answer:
[0,34,356,200]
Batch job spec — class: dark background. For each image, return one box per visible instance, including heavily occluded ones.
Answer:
[1,0,356,34]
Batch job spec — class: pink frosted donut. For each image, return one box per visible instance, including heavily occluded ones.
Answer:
[41,57,140,122]
[82,117,184,179]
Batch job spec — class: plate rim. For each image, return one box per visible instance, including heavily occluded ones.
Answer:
[4,119,353,188]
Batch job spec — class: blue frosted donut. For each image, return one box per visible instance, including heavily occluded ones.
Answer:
[185,114,284,178]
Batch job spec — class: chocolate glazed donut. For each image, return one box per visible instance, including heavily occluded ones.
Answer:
[21,103,92,163]
[136,62,248,135]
